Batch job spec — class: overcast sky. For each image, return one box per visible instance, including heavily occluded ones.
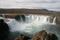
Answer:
[0,0,60,11]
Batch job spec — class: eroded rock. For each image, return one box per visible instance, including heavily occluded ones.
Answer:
[15,15,25,21]
[31,30,58,40]
[56,17,60,24]
[15,15,21,21]
[15,34,30,40]
[48,33,58,40]
[31,30,48,40]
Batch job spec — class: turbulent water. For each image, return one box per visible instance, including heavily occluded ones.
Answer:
[2,14,59,40]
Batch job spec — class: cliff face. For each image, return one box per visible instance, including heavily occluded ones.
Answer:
[56,17,60,24]
[48,16,60,24]
[47,16,54,23]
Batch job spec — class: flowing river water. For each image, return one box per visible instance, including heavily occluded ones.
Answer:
[1,14,60,40]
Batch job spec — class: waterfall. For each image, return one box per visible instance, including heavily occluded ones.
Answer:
[0,15,60,40]
[53,17,56,24]
[3,14,57,32]
[20,16,23,22]
[25,15,50,23]
[6,15,52,32]
[47,16,51,23]
[0,14,54,24]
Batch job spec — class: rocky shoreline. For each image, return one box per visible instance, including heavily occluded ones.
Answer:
[0,18,59,40]
[15,30,58,40]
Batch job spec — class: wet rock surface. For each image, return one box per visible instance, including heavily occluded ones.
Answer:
[56,17,60,24]
[15,34,31,40]
[15,15,21,21]
[31,30,48,40]
[31,30,58,40]
[21,15,25,21]
[15,15,25,21]
[14,30,58,40]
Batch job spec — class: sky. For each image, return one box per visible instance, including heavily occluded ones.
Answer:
[0,0,60,11]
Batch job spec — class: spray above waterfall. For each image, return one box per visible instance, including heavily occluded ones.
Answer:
[0,14,60,40]
[0,14,58,33]
[5,14,57,32]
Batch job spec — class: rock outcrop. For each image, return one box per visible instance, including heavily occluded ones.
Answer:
[15,15,25,21]
[31,30,58,40]
[15,34,30,40]
[48,33,58,40]
[31,30,48,40]
[56,17,60,24]
[15,15,21,21]
[47,16,54,23]
[47,16,60,24]
[0,19,10,40]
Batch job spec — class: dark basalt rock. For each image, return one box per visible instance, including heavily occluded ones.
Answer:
[0,19,9,40]
[21,15,25,21]
[48,33,58,40]
[15,34,31,40]
[15,15,25,22]
[15,15,21,21]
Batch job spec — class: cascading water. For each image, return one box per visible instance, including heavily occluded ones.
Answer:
[53,17,57,24]
[25,15,50,24]
[47,16,51,23]
[0,14,60,40]
[8,15,50,32]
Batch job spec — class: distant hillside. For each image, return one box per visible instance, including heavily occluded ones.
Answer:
[0,9,60,16]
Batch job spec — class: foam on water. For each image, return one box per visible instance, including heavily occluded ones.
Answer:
[6,14,56,32]
[0,14,60,40]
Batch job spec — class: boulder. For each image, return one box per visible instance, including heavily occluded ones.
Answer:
[48,33,58,40]
[15,34,30,40]
[31,30,48,40]
[0,19,9,40]
[31,30,58,40]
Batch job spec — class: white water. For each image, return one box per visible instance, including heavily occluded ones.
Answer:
[6,15,56,32]
[53,17,57,24]
[1,14,59,33]
[0,14,60,40]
